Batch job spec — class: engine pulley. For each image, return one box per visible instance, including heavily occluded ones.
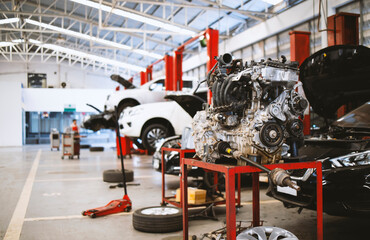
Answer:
[259,122,284,147]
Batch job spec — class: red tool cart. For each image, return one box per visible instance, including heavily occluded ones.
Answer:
[61,133,80,159]
[161,147,241,211]
[181,159,323,240]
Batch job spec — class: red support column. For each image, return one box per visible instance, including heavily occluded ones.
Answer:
[164,55,174,91]
[140,71,147,85]
[290,31,311,136]
[327,12,360,118]
[173,50,183,91]
[146,66,153,82]
[328,12,359,46]
[205,28,219,104]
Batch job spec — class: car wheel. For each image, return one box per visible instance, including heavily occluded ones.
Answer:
[102,169,134,183]
[142,124,170,153]
[237,226,298,240]
[132,206,182,233]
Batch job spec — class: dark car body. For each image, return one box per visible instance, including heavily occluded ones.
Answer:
[267,45,370,216]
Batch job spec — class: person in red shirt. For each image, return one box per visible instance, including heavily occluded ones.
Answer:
[71,119,79,134]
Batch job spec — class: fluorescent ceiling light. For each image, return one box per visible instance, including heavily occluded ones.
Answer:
[0,18,19,25]
[70,0,196,35]
[0,42,16,47]
[262,0,284,5]
[12,39,25,43]
[30,39,145,72]
[25,19,162,59]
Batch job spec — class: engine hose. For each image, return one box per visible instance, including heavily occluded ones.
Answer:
[206,62,218,86]
[219,76,230,106]
[223,78,236,106]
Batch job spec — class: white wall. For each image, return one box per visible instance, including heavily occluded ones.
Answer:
[22,88,112,112]
[0,81,23,146]
[0,62,119,89]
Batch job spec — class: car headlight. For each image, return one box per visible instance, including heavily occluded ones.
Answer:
[83,115,91,122]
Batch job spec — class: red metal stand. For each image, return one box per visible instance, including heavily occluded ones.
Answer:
[290,30,311,136]
[116,136,132,158]
[181,159,323,240]
[161,147,241,209]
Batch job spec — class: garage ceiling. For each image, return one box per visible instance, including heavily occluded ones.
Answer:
[0,0,300,77]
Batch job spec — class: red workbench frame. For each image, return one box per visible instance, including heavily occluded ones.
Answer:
[161,148,241,208]
[181,159,323,240]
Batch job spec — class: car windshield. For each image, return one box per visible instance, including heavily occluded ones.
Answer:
[332,101,370,129]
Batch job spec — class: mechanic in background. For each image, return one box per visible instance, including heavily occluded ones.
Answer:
[71,119,79,134]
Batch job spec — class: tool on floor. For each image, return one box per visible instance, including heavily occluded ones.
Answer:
[82,107,132,218]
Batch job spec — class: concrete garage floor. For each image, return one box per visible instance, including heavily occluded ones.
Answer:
[0,145,368,240]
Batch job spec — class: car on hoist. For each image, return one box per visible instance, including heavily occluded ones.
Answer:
[81,74,195,132]
[119,89,207,153]
[267,45,370,216]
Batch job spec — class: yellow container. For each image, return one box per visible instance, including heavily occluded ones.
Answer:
[175,188,206,204]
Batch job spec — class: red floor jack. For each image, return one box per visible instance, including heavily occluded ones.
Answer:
[82,107,132,218]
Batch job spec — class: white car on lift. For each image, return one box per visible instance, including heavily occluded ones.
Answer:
[82,75,195,132]
[104,75,195,114]
[119,90,207,152]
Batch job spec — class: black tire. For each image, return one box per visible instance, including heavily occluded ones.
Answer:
[142,123,171,153]
[103,169,134,183]
[89,147,104,152]
[132,206,182,233]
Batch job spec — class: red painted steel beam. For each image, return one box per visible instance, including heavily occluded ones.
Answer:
[290,31,311,136]
[205,28,219,104]
[173,50,183,91]
[164,55,175,91]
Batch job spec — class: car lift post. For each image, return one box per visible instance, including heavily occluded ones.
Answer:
[327,12,360,117]
[140,71,147,85]
[289,30,311,136]
[206,28,219,104]
[146,66,153,82]
[164,54,175,91]
[173,49,183,91]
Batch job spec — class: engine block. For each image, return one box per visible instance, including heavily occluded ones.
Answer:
[192,54,308,165]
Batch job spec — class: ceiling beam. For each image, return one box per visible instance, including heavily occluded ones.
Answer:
[120,0,273,20]
[0,9,177,48]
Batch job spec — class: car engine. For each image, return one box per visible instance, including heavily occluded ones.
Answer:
[192,53,308,165]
